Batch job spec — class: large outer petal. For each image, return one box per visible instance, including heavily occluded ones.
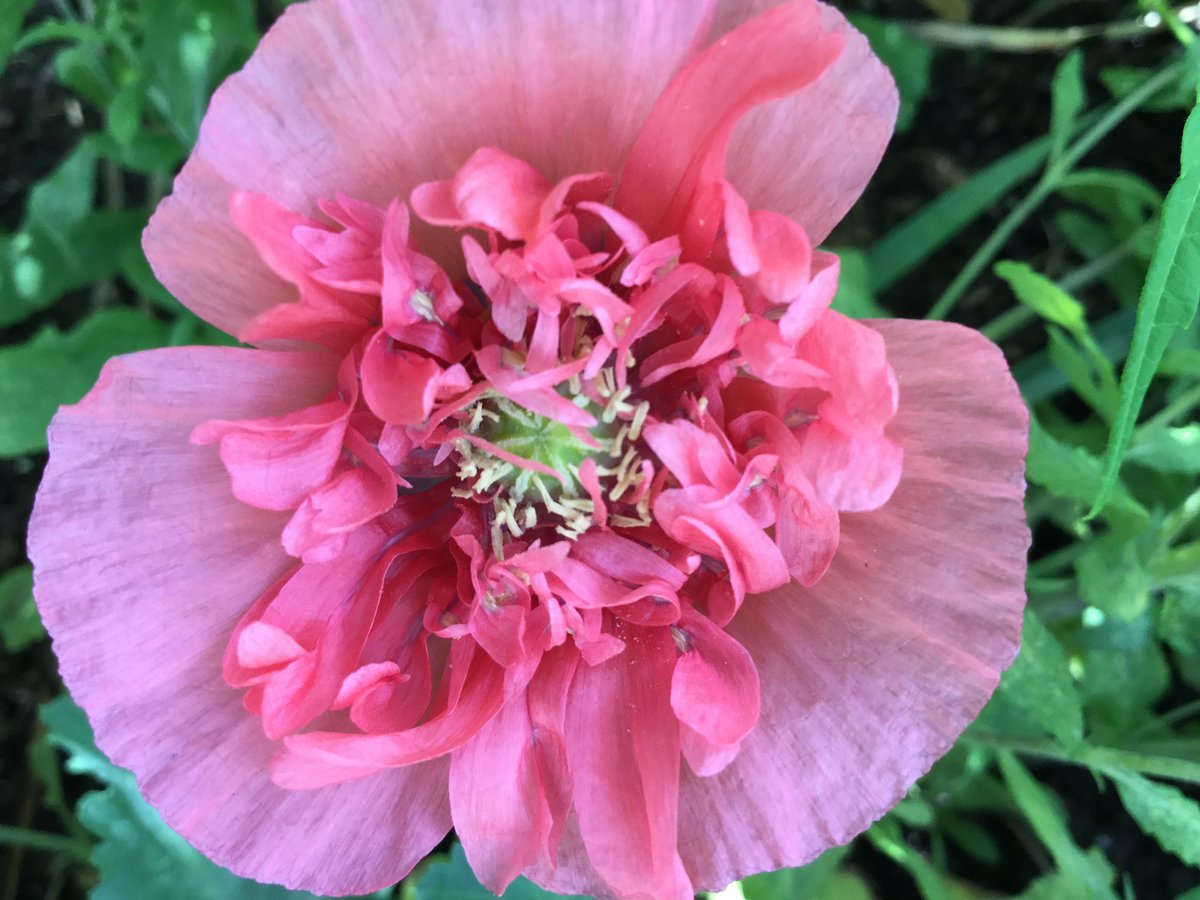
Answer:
[145,0,716,335]
[677,320,1029,889]
[28,348,451,895]
[718,1,898,245]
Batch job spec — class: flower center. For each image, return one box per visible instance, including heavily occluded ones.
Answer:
[452,366,654,554]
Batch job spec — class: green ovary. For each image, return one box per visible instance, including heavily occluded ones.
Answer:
[467,396,610,504]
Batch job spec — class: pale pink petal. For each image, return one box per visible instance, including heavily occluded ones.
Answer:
[614,2,844,260]
[143,158,297,338]
[718,1,899,244]
[676,321,1029,888]
[28,348,450,894]
[146,0,716,334]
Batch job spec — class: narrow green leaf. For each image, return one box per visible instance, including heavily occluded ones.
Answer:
[12,19,102,54]
[998,753,1118,899]
[995,261,1087,337]
[0,565,44,652]
[868,136,1052,291]
[1101,65,1199,113]
[997,609,1084,746]
[1045,329,1119,419]
[829,249,888,319]
[866,820,952,900]
[1106,768,1200,866]
[1089,100,1200,517]
[1050,51,1086,165]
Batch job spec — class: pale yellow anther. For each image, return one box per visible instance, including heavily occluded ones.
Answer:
[629,402,650,441]
[409,290,443,324]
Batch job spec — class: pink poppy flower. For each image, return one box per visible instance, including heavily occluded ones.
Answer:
[29,1,1030,898]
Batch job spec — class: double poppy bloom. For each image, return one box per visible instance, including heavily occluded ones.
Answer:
[29,1,1030,898]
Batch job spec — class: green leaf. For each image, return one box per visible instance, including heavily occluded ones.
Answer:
[1075,533,1153,620]
[1045,330,1119,419]
[1126,424,1200,473]
[996,609,1083,746]
[1101,65,1199,113]
[1078,634,1170,737]
[41,697,328,900]
[1016,848,1116,900]
[868,135,1053,292]
[407,843,590,900]
[1106,768,1200,866]
[0,308,168,457]
[998,753,1118,900]
[0,565,44,652]
[1015,309,1136,405]
[1050,51,1086,166]
[107,79,145,145]
[830,250,887,319]
[866,819,952,900]
[13,19,103,54]
[0,0,36,72]
[741,846,849,900]
[24,139,99,239]
[1090,100,1200,518]
[849,15,933,132]
[994,261,1087,336]
[2,210,145,327]
[1026,417,1147,529]
[1160,590,1200,656]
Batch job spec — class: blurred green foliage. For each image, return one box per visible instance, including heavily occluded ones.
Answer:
[2,1,1199,899]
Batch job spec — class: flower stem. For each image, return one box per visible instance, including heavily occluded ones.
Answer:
[0,826,90,862]
[904,6,1197,53]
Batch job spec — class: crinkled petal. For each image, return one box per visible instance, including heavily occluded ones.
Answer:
[564,624,693,900]
[146,0,716,334]
[450,697,550,893]
[671,608,760,777]
[676,320,1029,888]
[718,0,897,244]
[615,1,843,260]
[28,348,450,894]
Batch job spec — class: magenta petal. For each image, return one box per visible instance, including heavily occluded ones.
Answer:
[676,320,1029,888]
[450,698,550,893]
[671,608,760,777]
[719,1,898,244]
[28,348,450,894]
[563,625,693,900]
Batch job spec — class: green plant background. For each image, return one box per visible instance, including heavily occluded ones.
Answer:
[1,1,1198,898]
